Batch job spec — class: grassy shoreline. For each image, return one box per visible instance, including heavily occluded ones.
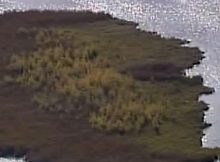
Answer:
[0,10,218,162]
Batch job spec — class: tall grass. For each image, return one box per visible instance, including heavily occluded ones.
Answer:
[7,29,168,132]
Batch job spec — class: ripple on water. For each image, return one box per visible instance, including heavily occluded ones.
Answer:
[0,0,220,148]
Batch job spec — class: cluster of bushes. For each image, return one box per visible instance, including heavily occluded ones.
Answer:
[7,29,167,133]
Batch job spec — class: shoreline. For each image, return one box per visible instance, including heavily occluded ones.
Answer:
[0,10,218,162]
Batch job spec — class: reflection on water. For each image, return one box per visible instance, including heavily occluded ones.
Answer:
[0,0,220,148]
[0,157,25,162]
[201,91,220,147]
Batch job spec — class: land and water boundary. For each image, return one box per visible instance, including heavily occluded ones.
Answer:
[0,10,218,162]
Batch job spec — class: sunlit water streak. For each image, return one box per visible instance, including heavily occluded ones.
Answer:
[0,157,25,162]
[0,0,220,148]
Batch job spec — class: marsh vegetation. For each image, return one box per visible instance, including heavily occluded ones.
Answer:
[7,29,169,133]
[0,11,218,162]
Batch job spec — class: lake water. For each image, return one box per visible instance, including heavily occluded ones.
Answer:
[0,0,220,148]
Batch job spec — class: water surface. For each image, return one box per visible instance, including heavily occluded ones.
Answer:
[0,0,220,148]
[0,157,25,162]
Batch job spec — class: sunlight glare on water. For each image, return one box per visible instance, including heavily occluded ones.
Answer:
[0,0,220,148]
[0,157,25,162]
